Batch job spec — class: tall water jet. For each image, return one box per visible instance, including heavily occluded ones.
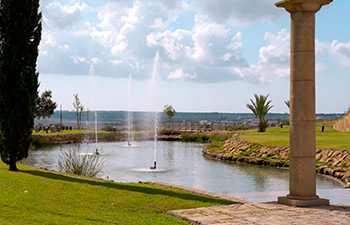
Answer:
[150,51,160,170]
[127,73,133,146]
[89,64,99,155]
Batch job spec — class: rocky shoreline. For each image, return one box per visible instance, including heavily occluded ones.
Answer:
[203,134,350,188]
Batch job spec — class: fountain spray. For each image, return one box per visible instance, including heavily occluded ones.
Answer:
[150,51,160,170]
[127,73,133,146]
[89,64,99,155]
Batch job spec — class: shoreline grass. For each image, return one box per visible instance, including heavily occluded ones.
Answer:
[0,162,236,224]
[32,129,108,136]
[237,126,350,150]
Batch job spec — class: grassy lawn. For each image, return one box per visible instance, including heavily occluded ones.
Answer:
[238,125,350,150]
[32,130,108,136]
[0,163,235,224]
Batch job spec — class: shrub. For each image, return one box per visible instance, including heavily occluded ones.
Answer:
[31,136,54,149]
[181,133,231,143]
[58,146,106,177]
[100,133,116,142]
[207,141,223,151]
[101,125,115,132]
[282,120,290,125]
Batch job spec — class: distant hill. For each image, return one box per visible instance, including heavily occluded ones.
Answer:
[35,110,343,129]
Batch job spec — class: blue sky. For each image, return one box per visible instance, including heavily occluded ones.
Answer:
[37,0,350,113]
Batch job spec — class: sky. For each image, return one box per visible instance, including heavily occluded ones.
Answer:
[37,0,350,113]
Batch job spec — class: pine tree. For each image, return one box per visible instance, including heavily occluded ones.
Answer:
[36,90,57,119]
[0,0,42,170]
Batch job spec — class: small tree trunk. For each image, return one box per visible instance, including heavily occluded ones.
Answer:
[78,112,82,130]
[76,113,79,130]
[9,161,18,171]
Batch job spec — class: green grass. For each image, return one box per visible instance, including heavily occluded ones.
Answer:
[0,163,236,224]
[238,126,350,150]
[32,129,108,136]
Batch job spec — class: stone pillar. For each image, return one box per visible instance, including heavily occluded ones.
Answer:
[275,0,332,207]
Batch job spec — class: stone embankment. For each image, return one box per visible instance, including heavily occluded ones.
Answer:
[203,134,350,188]
[334,114,350,132]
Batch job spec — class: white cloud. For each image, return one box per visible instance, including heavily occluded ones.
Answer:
[168,68,196,79]
[198,0,282,26]
[145,14,248,82]
[329,40,350,67]
[317,40,350,68]
[235,29,290,83]
[42,1,87,30]
[316,62,328,73]
[71,56,86,64]
[37,1,296,85]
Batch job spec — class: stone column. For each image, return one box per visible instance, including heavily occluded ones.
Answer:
[275,0,332,207]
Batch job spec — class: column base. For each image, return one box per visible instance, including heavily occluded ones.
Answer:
[278,195,329,207]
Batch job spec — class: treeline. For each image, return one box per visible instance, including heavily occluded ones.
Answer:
[36,110,343,126]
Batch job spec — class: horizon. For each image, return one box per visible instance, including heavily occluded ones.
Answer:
[51,109,343,115]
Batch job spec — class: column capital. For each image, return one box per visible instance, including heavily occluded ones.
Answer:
[275,0,332,13]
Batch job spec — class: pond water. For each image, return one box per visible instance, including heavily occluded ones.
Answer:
[22,141,349,204]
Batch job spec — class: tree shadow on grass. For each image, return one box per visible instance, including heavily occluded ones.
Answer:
[20,169,237,205]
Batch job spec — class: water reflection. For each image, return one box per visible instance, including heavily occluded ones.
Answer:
[21,141,347,204]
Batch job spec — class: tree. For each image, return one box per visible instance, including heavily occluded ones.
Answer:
[246,94,273,132]
[0,0,42,171]
[285,100,290,109]
[36,90,57,119]
[73,94,84,130]
[163,105,176,122]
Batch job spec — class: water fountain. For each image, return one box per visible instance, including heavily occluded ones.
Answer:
[127,73,133,146]
[150,51,160,170]
[89,64,99,155]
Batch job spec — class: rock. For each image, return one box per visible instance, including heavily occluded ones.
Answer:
[344,183,350,188]
[333,168,346,172]
[323,168,334,176]
[316,153,322,161]
[249,158,264,165]
[332,160,341,167]
[334,172,344,179]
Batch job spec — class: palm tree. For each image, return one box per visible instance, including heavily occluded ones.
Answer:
[246,94,273,132]
[285,100,290,108]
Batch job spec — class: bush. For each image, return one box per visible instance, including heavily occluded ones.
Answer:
[207,141,223,151]
[100,133,116,142]
[282,120,290,125]
[101,125,116,132]
[181,133,208,142]
[181,133,231,143]
[58,145,106,177]
[31,136,54,149]
[228,125,249,131]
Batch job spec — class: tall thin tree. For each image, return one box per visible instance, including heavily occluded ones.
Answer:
[73,94,84,130]
[0,0,42,170]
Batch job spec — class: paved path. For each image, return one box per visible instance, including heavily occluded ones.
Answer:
[168,202,350,225]
[151,182,350,224]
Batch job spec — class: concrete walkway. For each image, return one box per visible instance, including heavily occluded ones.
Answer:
[151,182,350,225]
[168,202,350,225]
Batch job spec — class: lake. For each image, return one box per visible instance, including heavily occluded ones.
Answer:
[22,141,349,204]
